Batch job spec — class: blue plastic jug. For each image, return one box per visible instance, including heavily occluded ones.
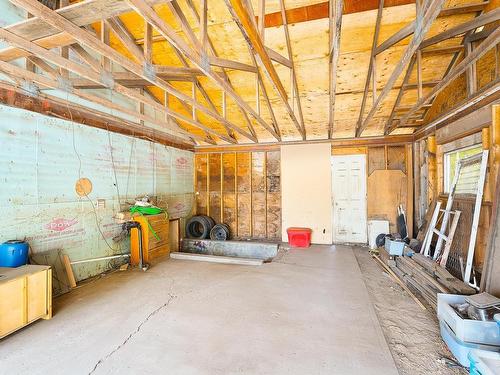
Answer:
[0,240,29,267]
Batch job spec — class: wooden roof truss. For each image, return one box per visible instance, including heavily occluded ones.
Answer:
[0,0,498,145]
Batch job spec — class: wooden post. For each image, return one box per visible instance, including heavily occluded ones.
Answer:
[483,127,491,202]
[427,135,437,205]
[492,105,500,186]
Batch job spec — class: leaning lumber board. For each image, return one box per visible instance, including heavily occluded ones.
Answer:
[397,256,449,293]
[391,264,436,309]
[412,253,476,294]
[373,256,427,310]
[170,252,263,266]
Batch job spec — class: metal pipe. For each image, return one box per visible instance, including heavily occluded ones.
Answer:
[70,254,130,265]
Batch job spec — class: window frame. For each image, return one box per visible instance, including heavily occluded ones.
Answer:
[443,143,482,193]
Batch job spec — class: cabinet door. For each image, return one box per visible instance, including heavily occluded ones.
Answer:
[0,278,25,337]
[28,271,48,322]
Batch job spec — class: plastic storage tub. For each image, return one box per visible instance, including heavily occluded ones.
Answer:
[440,321,500,367]
[0,240,29,267]
[437,293,500,346]
[384,238,405,256]
[286,227,312,248]
[469,350,500,375]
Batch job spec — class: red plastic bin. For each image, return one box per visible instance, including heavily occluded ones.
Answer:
[286,227,312,248]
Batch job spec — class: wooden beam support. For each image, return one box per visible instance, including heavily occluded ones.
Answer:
[0,69,196,146]
[374,2,492,55]
[8,0,254,142]
[265,47,292,68]
[414,78,500,139]
[356,0,445,137]
[105,17,146,64]
[209,56,258,73]
[0,27,238,144]
[224,0,304,139]
[384,56,416,135]
[400,27,500,127]
[328,0,343,138]
[0,0,165,62]
[356,0,383,136]
[279,0,305,134]
[420,8,500,49]
[421,45,464,55]
[128,0,275,141]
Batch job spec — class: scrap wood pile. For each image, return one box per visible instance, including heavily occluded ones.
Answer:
[376,151,489,309]
[381,250,475,309]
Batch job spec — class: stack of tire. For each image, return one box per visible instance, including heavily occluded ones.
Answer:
[185,215,230,241]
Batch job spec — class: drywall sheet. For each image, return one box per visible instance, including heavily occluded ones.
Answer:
[281,143,332,244]
[0,104,194,281]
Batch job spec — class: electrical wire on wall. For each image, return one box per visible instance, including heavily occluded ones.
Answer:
[65,92,121,256]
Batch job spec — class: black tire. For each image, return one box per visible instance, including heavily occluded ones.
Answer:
[199,216,215,235]
[210,224,230,241]
[186,216,211,239]
[203,215,216,228]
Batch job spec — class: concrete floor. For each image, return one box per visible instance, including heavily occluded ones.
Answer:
[0,245,398,375]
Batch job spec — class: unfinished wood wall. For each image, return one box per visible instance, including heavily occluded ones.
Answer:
[414,129,494,277]
[195,151,281,240]
[332,144,413,236]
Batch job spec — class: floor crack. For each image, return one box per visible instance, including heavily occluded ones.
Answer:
[88,293,176,375]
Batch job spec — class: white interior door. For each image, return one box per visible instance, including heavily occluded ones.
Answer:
[331,154,367,243]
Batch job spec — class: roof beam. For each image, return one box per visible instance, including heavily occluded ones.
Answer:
[182,0,260,141]
[279,0,305,135]
[0,60,199,143]
[8,0,254,142]
[209,56,258,73]
[105,17,146,64]
[224,0,305,139]
[356,0,383,137]
[374,2,491,55]
[0,27,237,144]
[421,8,500,49]
[128,0,276,141]
[356,0,445,137]
[0,0,163,62]
[399,26,500,127]
[413,78,500,139]
[328,0,343,138]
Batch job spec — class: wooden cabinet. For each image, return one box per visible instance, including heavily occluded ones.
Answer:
[130,213,170,265]
[0,265,52,339]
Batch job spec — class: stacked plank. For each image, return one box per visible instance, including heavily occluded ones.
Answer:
[381,249,475,309]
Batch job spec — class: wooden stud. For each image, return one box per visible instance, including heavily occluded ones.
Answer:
[224,0,303,139]
[356,0,384,135]
[357,0,445,137]
[400,27,500,127]
[63,254,77,288]
[328,0,343,138]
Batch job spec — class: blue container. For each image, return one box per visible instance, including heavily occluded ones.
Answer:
[0,240,29,267]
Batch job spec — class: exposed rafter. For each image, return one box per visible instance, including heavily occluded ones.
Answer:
[399,27,500,128]
[374,2,492,55]
[356,0,384,137]
[8,0,256,143]
[328,0,343,139]
[224,0,306,139]
[356,0,445,137]
[127,0,278,141]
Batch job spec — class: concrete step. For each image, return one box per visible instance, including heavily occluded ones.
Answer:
[170,252,263,266]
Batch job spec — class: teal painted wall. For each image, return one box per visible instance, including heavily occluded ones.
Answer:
[0,104,194,281]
